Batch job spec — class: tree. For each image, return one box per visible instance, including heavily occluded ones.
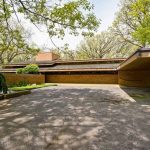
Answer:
[129,0,150,46]
[76,30,137,59]
[112,0,150,47]
[76,32,114,59]
[0,22,40,64]
[51,44,76,60]
[106,35,137,58]
[1,0,100,39]
[12,43,40,63]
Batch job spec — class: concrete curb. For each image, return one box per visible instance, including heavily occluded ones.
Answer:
[0,90,31,100]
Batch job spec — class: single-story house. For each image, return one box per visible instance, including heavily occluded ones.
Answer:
[1,48,150,87]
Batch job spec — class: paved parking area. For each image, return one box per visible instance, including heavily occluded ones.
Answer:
[0,84,150,150]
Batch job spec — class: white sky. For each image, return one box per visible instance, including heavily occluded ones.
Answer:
[20,0,120,51]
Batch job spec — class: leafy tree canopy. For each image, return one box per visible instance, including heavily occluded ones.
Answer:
[0,21,40,64]
[112,0,150,47]
[1,0,100,38]
[76,30,137,59]
[129,0,150,46]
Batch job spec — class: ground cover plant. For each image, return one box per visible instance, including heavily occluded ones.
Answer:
[10,83,57,91]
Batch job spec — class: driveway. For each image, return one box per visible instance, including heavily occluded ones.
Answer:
[0,84,150,150]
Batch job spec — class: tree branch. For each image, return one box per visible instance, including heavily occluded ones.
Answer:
[18,0,80,29]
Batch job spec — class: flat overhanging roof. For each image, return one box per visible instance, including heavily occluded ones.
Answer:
[0,68,117,73]
[118,48,150,71]
[39,68,117,73]
[3,58,125,68]
[2,48,150,73]
[1,58,122,73]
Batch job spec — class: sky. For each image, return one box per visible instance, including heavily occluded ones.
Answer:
[21,0,120,50]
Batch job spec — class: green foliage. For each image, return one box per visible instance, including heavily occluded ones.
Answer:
[16,68,24,74]
[76,31,137,59]
[132,26,150,46]
[51,44,76,60]
[1,0,100,39]
[0,21,40,64]
[0,73,8,94]
[112,0,150,47]
[17,81,28,87]
[0,0,99,64]
[16,64,39,74]
[129,0,150,46]
[52,29,137,60]
[10,83,57,91]
[23,64,39,74]
[9,81,28,87]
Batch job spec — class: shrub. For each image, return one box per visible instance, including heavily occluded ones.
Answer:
[23,64,39,74]
[16,68,24,74]
[17,81,28,87]
[16,64,39,74]
[9,81,29,87]
[0,73,8,94]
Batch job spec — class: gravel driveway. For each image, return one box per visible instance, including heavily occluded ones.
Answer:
[0,84,150,150]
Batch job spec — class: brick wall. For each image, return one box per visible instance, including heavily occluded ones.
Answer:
[46,74,118,84]
[3,73,45,86]
[36,52,59,61]
[118,70,150,87]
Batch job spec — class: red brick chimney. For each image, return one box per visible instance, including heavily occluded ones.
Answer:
[36,52,59,61]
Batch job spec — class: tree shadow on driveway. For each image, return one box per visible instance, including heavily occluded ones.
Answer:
[0,86,150,150]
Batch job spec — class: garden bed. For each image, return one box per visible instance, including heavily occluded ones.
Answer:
[10,83,57,91]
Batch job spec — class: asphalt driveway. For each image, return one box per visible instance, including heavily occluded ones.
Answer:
[0,84,150,150]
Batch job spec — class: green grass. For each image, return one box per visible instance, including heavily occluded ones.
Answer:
[10,83,57,91]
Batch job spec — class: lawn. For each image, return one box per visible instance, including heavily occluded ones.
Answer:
[10,83,57,91]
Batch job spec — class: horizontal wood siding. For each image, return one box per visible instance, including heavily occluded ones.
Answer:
[46,74,118,84]
[118,70,150,87]
[3,73,45,85]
